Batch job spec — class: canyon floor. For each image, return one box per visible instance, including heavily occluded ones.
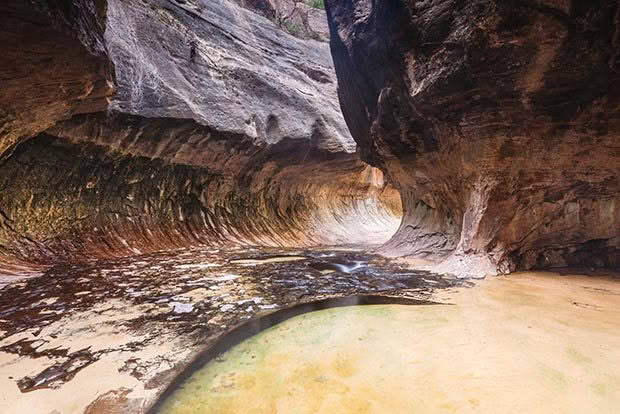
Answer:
[0,248,618,413]
[158,273,620,414]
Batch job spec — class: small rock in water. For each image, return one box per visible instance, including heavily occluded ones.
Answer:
[171,302,194,314]
[215,274,240,282]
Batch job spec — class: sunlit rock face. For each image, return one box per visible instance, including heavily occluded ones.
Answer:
[234,0,331,41]
[0,0,401,270]
[325,0,620,276]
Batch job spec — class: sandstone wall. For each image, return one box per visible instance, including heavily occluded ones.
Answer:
[0,0,400,271]
[325,0,620,276]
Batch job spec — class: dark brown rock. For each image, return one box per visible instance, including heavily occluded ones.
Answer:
[0,0,114,159]
[325,0,620,276]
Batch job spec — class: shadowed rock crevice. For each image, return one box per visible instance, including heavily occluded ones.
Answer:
[325,0,620,276]
[0,0,114,160]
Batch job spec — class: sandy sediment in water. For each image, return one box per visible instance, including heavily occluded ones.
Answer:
[0,247,453,413]
[158,271,620,414]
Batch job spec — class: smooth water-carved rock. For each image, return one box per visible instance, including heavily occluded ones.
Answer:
[325,0,620,276]
[104,0,347,151]
[0,0,400,268]
[0,132,399,264]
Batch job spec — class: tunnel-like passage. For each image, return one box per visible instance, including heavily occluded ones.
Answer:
[1,0,619,412]
[0,0,402,275]
[0,128,401,270]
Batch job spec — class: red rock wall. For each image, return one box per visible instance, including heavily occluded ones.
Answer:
[0,0,401,272]
[325,0,620,276]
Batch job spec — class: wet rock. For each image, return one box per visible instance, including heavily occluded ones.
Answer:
[171,303,194,314]
[0,246,461,412]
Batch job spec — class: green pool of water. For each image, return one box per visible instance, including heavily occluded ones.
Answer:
[155,295,620,414]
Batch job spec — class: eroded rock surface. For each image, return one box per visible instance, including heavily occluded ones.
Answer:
[0,132,399,265]
[0,0,114,158]
[0,0,400,270]
[104,0,344,149]
[325,0,620,276]
[0,246,462,412]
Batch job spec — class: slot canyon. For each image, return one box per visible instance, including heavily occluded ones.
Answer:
[0,0,619,413]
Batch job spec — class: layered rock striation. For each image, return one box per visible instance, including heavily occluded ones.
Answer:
[4,0,617,278]
[325,0,620,276]
[0,0,114,159]
[0,0,400,271]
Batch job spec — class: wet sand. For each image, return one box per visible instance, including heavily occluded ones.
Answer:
[157,271,620,414]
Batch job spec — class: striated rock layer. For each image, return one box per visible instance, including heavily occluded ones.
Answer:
[0,0,401,271]
[0,0,114,159]
[325,0,620,276]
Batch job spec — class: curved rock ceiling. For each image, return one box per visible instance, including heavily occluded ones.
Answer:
[0,0,401,273]
[1,0,619,278]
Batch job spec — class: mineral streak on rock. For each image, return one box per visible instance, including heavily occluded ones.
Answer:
[0,0,401,269]
[325,0,620,276]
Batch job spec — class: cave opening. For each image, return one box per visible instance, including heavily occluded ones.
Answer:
[1,0,619,412]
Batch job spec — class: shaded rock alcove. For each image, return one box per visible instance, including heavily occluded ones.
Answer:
[325,0,620,276]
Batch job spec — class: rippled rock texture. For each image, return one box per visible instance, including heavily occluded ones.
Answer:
[325,0,620,276]
[0,0,401,271]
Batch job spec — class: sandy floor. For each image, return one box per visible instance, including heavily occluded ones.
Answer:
[157,271,620,414]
